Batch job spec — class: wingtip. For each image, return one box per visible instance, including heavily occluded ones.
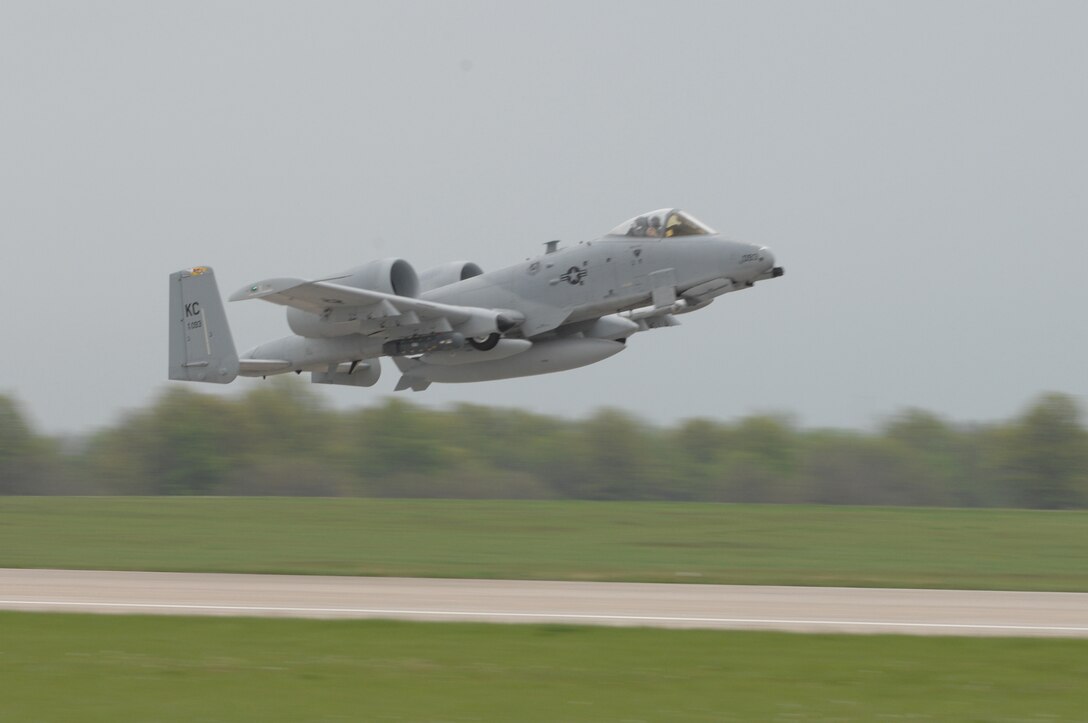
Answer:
[227,287,254,302]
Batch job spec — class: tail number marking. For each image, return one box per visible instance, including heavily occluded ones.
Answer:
[185,302,203,330]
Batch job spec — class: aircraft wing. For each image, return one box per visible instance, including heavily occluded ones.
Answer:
[229,277,522,339]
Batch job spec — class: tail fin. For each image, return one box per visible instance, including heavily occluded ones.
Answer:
[168,266,239,383]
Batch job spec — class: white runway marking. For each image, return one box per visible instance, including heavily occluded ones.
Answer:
[3,569,1087,637]
[3,598,1088,634]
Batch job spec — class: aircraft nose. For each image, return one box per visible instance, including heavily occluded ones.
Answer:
[758,246,775,271]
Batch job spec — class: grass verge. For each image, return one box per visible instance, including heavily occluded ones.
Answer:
[2,612,1085,722]
[1,497,1086,590]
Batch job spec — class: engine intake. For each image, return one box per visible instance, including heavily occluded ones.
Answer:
[288,258,420,338]
[418,261,484,293]
[338,258,420,298]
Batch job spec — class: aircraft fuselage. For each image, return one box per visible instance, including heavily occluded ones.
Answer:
[425,233,775,336]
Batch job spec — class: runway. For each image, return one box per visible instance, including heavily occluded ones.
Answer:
[2,568,1086,637]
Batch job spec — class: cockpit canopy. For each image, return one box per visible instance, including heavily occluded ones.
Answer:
[606,208,716,238]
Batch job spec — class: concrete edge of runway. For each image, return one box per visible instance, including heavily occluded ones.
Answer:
[2,568,1086,637]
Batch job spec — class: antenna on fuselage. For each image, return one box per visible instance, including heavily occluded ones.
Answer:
[544,240,560,254]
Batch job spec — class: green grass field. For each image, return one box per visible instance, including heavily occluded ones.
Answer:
[2,612,1085,722]
[2,497,1086,590]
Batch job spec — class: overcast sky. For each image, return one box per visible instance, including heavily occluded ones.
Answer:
[2,1,1086,435]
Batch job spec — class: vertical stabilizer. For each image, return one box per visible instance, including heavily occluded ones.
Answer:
[168,266,239,383]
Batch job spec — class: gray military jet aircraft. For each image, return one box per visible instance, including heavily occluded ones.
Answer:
[169,208,783,391]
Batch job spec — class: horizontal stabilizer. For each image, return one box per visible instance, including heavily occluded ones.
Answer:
[238,359,293,376]
[312,358,381,387]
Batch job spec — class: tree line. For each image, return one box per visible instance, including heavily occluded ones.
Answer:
[1,384,1086,508]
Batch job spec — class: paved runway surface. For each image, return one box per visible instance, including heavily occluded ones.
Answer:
[2,568,1086,637]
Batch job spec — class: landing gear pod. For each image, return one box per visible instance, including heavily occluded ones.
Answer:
[393,337,625,387]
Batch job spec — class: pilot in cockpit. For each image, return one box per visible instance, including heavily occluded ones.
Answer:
[665,212,682,237]
[646,216,662,237]
[613,209,716,239]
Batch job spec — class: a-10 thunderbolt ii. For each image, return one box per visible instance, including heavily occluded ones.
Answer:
[169,208,783,391]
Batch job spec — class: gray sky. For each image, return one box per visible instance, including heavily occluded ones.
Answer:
[2,1,1086,435]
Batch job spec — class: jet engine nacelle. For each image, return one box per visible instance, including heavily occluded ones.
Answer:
[287,258,420,338]
[338,258,420,297]
[417,261,484,293]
